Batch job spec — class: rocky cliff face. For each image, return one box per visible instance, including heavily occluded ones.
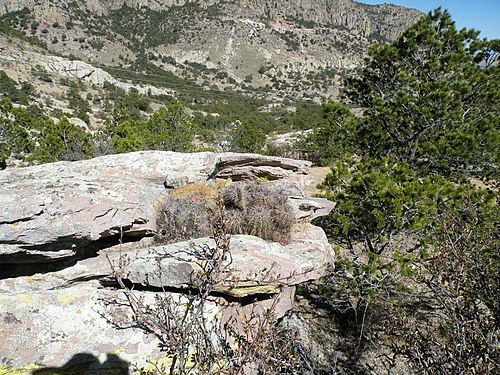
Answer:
[1,0,421,41]
[244,0,419,40]
[0,0,421,101]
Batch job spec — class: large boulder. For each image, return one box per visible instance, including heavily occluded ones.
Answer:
[0,151,317,265]
[0,223,332,370]
[0,151,217,264]
[0,151,333,373]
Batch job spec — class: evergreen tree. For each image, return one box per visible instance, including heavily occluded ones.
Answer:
[0,98,35,166]
[111,119,143,154]
[298,101,357,165]
[230,123,266,153]
[344,8,499,177]
[30,116,94,163]
[0,70,29,105]
[143,100,194,152]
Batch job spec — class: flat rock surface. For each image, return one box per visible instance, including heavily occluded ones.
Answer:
[0,151,334,373]
[0,151,217,264]
[0,151,323,264]
[0,224,332,369]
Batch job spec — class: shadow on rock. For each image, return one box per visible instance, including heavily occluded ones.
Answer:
[32,353,129,375]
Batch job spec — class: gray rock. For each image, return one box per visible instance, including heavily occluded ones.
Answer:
[0,151,326,264]
[216,152,311,180]
[114,224,332,297]
[0,150,335,373]
[0,151,217,264]
[0,223,332,371]
[289,196,336,221]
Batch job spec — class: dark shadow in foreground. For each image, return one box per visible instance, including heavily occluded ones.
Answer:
[32,353,129,375]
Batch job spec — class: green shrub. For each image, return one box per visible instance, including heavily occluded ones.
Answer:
[297,101,357,165]
[229,123,266,153]
[110,120,143,154]
[0,70,30,104]
[143,100,193,152]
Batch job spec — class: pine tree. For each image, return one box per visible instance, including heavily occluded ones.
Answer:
[344,8,499,177]
[230,123,266,153]
[143,100,194,152]
[30,117,94,163]
[298,101,357,165]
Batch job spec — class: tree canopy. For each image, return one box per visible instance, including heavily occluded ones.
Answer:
[344,8,499,177]
[310,9,499,373]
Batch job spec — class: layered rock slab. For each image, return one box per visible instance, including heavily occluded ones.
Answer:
[0,224,332,370]
[0,151,217,263]
[0,151,332,373]
[0,151,313,264]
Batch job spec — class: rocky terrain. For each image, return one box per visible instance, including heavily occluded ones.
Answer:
[0,0,422,101]
[0,151,335,373]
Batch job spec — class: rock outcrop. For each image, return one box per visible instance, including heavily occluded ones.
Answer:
[0,151,334,373]
[0,151,218,265]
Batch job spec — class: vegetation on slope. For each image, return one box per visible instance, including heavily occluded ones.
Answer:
[300,8,499,373]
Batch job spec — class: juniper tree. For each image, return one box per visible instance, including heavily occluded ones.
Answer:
[229,123,266,153]
[143,100,194,152]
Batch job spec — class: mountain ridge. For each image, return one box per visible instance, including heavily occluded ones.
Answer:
[0,0,422,101]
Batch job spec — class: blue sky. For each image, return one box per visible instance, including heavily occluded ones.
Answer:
[356,1,500,40]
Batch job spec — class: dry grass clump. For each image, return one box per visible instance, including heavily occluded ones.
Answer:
[170,182,217,201]
[156,181,295,245]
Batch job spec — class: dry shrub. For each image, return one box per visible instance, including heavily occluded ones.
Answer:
[155,183,215,244]
[109,223,307,374]
[156,181,295,245]
[223,182,295,244]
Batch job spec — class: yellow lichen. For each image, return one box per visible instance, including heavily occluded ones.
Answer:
[220,284,280,297]
[26,275,43,285]
[18,294,35,304]
[0,364,41,375]
[57,292,78,305]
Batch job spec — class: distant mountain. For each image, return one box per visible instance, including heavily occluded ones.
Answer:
[0,0,422,101]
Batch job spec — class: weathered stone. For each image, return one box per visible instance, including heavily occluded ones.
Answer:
[216,164,299,180]
[0,223,331,370]
[289,196,336,221]
[118,224,332,296]
[0,150,335,373]
[0,224,332,296]
[216,152,311,180]
[0,151,326,265]
[0,151,217,264]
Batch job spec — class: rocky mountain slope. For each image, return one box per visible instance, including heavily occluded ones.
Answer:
[1,0,422,101]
